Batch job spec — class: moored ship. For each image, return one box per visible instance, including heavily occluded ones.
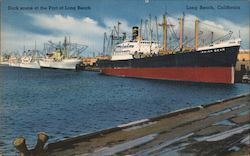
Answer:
[8,55,20,67]
[19,49,40,69]
[19,55,40,69]
[39,54,81,70]
[97,15,241,84]
[39,37,87,70]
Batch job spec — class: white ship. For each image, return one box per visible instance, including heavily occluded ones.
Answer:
[19,46,41,69]
[0,55,9,65]
[39,53,81,70]
[40,37,87,70]
[19,55,40,69]
[8,55,20,67]
[0,61,9,65]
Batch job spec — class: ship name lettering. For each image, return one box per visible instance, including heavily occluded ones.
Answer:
[201,48,225,53]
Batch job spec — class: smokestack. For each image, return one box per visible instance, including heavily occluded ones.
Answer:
[132,26,139,40]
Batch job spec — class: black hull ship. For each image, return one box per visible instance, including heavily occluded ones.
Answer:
[97,15,241,84]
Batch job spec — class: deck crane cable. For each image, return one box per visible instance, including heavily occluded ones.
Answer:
[165,14,233,51]
[212,31,233,43]
[172,32,203,52]
[164,13,195,51]
[166,12,228,33]
[164,13,180,49]
[44,39,88,57]
[167,18,179,42]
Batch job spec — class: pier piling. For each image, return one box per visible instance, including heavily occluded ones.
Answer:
[34,132,49,153]
[13,137,30,156]
[13,132,48,156]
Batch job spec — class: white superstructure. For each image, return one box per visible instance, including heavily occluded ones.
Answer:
[197,38,241,51]
[111,39,160,61]
[19,55,40,69]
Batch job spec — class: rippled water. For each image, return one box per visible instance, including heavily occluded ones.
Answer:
[0,65,249,155]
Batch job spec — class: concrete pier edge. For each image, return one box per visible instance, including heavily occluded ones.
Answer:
[46,93,250,151]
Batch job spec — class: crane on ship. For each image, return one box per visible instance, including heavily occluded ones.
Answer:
[102,22,127,56]
[157,12,235,54]
[43,37,88,58]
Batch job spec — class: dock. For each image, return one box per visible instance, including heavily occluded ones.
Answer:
[39,94,250,156]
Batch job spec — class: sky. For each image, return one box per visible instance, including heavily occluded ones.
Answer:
[1,0,249,56]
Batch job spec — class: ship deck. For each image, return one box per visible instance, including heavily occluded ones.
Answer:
[45,94,250,156]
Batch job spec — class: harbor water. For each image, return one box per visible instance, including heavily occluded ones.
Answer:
[0,65,249,155]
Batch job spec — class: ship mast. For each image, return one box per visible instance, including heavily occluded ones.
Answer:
[195,18,199,50]
[117,21,121,39]
[33,41,37,59]
[155,16,159,45]
[211,31,214,44]
[149,14,152,53]
[159,14,174,53]
[163,14,167,51]
[111,30,114,54]
[64,36,67,58]
[138,19,143,51]
[179,16,184,51]
[103,32,107,55]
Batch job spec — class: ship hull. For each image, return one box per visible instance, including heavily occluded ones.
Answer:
[20,61,40,69]
[39,59,81,70]
[9,63,20,67]
[98,45,240,84]
[101,67,234,84]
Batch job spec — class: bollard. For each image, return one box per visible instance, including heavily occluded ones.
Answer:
[13,137,30,156]
[13,132,49,156]
[34,132,49,154]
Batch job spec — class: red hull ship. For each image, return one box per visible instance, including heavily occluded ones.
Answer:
[97,15,241,84]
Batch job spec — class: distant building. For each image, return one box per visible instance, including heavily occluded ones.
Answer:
[95,55,110,60]
[82,57,97,66]
[0,55,9,64]
[236,50,250,72]
[81,56,111,66]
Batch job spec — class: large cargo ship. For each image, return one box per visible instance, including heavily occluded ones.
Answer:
[97,15,241,84]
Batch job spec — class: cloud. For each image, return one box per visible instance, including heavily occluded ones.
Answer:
[1,14,107,56]
[1,13,249,56]
[1,14,137,56]
[26,14,107,54]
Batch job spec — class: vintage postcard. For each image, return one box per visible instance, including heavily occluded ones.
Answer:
[0,0,249,155]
